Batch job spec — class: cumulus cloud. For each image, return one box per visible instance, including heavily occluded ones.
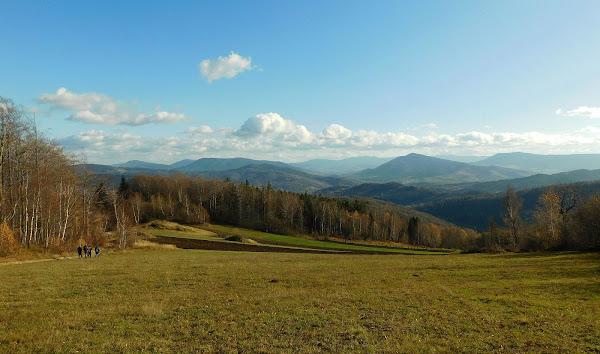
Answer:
[320,124,353,140]
[235,113,314,144]
[557,106,600,119]
[199,52,255,83]
[37,87,188,126]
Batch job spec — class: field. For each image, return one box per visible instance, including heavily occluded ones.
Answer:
[1,246,598,352]
[146,222,449,255]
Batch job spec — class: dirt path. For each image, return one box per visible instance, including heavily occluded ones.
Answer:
[0,256,73,267]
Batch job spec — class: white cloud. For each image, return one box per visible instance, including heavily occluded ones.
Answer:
[37,87,106,111]
[37,87,188,126]
[557,106,600,119]
[199,52,255,83]
[69,110,187,126]
[235,113,314,144]
[58,113,600,164]
[320,124,353,140]
[187,125,214,136]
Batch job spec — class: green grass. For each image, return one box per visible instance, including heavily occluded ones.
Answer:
[207,224,446,254]
[145,228,218,241]
[0,250,598,352]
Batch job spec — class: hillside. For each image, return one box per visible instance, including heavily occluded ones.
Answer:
[319,182,445,206]
[169,159,195,169]
[474,152,600,174]
[176,157,288,172]
[353,153,530,184]
[435,155,489,163]
[113,160,170,170]
[193,163,356,193]
[443,169,600,194]
[346,197,454,226]
[291,156,393,175]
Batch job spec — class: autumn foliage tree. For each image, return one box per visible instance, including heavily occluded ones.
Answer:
[534,188,563,249]
[0,96,108,252]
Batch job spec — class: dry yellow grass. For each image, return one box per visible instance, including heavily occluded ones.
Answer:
[0,249,598,352]
[133,239,178,250]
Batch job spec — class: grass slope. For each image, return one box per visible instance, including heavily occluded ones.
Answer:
[204,224,444,254]
[0,251,598,352]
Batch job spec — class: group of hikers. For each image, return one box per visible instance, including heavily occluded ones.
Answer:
[77,244,100,258]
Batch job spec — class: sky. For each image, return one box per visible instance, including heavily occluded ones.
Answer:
[1,0,600,164]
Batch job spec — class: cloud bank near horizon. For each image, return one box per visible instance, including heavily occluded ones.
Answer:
[59,112,600,164]
[37,87,188,126]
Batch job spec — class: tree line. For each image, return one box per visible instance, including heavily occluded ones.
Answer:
[125,174,481,250]
[480,185,600,251]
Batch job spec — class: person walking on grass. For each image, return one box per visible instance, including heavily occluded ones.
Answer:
[87,246,92,258]
[77,246,83,258]
[83,245,88,258]
[95,246,100,258]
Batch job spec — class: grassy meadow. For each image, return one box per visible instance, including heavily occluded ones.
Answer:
[1,247,598,352]
[181,223,449,255]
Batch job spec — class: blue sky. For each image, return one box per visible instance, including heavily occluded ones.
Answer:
[1,0,600,164]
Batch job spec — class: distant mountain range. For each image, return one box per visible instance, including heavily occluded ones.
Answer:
[290,156,393,175]
[114,160,171,170]
[321,168,600,202]
[438,169,600,194]
[92,153,600,230]
[352,153,530,184]
[473,152,600,174]
[177,158,288,172]
[191,164,354,193]
[105,153,600,193]
[86,162,356,193]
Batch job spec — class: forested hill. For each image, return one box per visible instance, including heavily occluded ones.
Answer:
[319,182,445,206]
[290,156,393,175]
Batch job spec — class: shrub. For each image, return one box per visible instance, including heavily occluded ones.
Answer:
[0,222,20,257]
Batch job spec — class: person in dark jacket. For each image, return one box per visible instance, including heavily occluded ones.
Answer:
[83,245,88,258]
[77,246,83,258]
[95,246,100,257]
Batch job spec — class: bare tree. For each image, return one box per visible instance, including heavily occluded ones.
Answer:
[502,186,523,251]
